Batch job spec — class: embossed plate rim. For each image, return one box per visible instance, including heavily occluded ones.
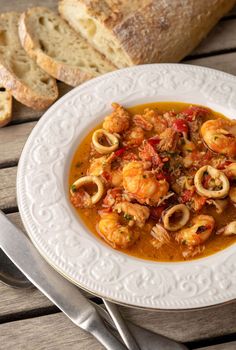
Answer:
[17,64,236,309]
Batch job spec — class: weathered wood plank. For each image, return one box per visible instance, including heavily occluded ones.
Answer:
[193,19,236,56]
[200,342,236,350]
[120,302,236,343]
[11,83,72,124]
[0,0,57,12]
[0,281,52,319]
[186,52,236,75]
[1,310,236,350]
[0,313,104,350]
[0,122,35,168]
[0,167,17,210]
[0,212,94,318]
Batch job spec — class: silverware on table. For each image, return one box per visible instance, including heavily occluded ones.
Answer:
[103,299,140,350]
[0,211,126,350]
[0,248,32,289]
[0,210,188,350]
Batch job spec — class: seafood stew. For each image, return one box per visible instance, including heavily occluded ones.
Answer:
[69,102,236,261]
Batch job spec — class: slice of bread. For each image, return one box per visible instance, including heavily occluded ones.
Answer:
[0,87,12,127]
[0,12,58,110]
[59,0,236,68]
[19,7,116,87]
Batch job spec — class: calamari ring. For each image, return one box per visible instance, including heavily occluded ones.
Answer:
[194,165,229,198]
[216,221,236,236]
[92,129,119,154]
[162,204,190,231]
[71,175,104,204]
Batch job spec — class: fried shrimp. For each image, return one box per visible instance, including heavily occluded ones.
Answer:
[103,103,130,134]
[176,215,215,246]
[122,161,169,205]
[98,212,139,249]
[114,201,150,227]
[123,126,145,147]
[133,108,167,134]
[201,119,236,158]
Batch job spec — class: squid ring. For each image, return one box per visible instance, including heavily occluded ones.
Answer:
[162,204,190,231]
[216,221,236,236]
[194,165,229,198]
[92,129,119,154]
[70,175,104,204]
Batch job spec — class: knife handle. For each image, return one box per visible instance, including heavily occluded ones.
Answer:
[86,312,127,350]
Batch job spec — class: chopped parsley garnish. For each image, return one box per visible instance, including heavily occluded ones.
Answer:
[75,161,83,168]
[71,184,77,193]
[124,213,133,221]
[163,162,170,170]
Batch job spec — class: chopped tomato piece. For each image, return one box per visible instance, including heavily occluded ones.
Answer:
[202,174,211,188]
[156,172,166,180]
[150,205,166,220]
[139,141,162,167]
[101,171,112,182]
[114,147,126,157]
[217,160,232,170]
[182,106,209,121]
[172,119,188,133]
[181,189,195,203]
[192,194,207,211]
[147,137,160,146]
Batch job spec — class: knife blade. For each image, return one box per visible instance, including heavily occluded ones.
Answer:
[0,211,126,350]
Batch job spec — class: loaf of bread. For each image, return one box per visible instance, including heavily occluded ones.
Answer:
[0,12,58,110]
[19,7,116,87]
[0,88,12,127]
[59,0,236,68]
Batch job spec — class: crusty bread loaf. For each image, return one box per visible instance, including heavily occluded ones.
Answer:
[59,0,236,68]
[0,88,12,127]
[0,12,58,110]
[19,7,116,87]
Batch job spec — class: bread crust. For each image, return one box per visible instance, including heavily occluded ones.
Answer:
[18,7,107,87]
[59,0,236,65]
[0,12,58,110]
[0,62,58,111]
[0,89,12,127]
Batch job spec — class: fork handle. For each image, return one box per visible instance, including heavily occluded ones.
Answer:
[103,299,140,350]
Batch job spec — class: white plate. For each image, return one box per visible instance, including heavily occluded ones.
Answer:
[17,64,236,310]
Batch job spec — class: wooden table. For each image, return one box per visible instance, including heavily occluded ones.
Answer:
[1,1,236,349]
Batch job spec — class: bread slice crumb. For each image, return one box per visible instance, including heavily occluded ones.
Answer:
[0,88,12,127]
[0,12,58,110]
[19,7,116,87]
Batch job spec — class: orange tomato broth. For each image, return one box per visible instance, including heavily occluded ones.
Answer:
[69,102,236,262]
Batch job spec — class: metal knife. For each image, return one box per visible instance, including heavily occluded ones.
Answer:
[0,211,126,350]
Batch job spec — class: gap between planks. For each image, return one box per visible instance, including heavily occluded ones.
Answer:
[1,311,236,350]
